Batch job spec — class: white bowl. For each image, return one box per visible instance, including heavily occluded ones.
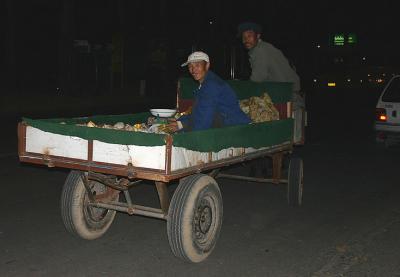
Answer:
[150,109,177,118]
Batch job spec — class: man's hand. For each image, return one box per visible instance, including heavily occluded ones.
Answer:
[147,116,156,125]
[163,118,181,133]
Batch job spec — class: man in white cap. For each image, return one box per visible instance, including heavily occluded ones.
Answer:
[167,51,250,132]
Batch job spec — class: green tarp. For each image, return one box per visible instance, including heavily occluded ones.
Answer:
[23,113,166,147]
[173,119,293,152]
[23,114,293,152]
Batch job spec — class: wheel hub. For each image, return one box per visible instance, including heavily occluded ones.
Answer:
[194,199,213,241]
[199,206,212,233]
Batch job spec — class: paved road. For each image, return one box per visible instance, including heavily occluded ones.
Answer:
[1,88,400,276]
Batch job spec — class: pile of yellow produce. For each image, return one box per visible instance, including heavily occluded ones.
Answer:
[75,120,171,134]
[239,92,279,123]
[77,121,140,131]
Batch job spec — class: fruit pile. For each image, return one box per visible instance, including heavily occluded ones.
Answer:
[240,92,279,123]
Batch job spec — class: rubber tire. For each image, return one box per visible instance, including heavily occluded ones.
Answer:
[61,170,118,240]
[287,158,304,207]
[167,174,223,263]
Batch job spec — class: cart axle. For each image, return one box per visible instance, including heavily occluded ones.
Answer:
[217,173,288,184]
[89,201,167,220]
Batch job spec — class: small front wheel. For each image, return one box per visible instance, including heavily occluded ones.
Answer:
[167,174,223,263]
[60,170,119,240]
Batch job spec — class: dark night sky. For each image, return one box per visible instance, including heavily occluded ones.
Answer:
[2,0,399,93]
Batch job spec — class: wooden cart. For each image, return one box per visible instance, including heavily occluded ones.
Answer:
[17,79,303,263]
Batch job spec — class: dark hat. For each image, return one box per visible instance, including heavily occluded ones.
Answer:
[237,22,262,37]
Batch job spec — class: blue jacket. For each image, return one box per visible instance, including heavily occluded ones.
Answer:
[180,71,251,131]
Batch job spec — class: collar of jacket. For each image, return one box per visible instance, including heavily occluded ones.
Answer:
[248,39,263,56]
[194,70,214,92]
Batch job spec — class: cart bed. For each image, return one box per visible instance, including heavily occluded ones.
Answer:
[18,78,295,181]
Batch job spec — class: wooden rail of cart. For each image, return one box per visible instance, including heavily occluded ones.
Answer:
[17,78,304,263]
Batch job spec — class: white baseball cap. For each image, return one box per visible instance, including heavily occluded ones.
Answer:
[181,51,210,67]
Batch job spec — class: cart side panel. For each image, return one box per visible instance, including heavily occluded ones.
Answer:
[24,126,166,171]
[26,126,88,160]
[171,146,265,171]
[92,140,166,170]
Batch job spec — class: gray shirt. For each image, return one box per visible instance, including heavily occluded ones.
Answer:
[248,39,300,92]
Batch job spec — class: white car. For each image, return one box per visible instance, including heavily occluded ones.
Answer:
[375,75,400,147]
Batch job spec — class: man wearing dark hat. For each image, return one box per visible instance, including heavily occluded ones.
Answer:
[237,22,300,90]
[237,21,305,144]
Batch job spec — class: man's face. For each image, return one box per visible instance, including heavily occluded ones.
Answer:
[188,61,209,83]
[242,30,260,50]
